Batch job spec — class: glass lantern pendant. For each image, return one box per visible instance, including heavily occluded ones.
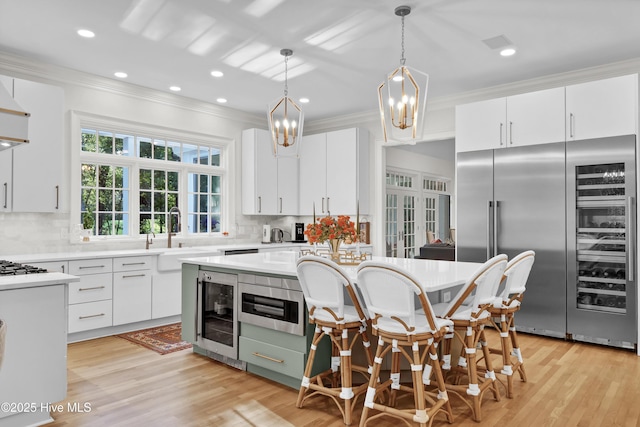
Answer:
[268,48,304,157]
[378,6,429,144]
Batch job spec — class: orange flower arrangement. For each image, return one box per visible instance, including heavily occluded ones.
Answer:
[305,215,357,244]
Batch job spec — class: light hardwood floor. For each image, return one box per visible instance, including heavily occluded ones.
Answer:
[49,329,640,427]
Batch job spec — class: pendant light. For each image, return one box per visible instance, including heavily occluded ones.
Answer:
[268,48,304,157]
[378,6,429,144]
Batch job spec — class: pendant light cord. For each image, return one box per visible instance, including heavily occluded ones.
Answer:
[284,54,289,97]
[400,14,406,66]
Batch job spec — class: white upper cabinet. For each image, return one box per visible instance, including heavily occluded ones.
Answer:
[455,87,565,153]
[506,88,566,146]
[298,133,327,216]
[299,128,369,216]
[566,74,638,141]
[242,128,299,215]
[455,97,506,152]
[0,75,65,212]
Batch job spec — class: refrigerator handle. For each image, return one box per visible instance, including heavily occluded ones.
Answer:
[487,201,493,260]
[627,196,635,281]
[494,200,500,257]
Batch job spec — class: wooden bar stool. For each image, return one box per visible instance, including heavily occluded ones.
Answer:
[296,255,374,425]
[433,254,508,422]
[355,261,454,427]
[485,250,535,398]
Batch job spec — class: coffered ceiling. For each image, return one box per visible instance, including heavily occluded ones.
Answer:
[1,0,640,122]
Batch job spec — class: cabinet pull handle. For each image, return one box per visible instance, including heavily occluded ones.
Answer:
[499,123,503,146]
[3,182,6,209]
[569,113,574,138]
[252,352,284,364]
[509,121,513,145]
[327,197,330,214]
[121,262,146,266]
[627,196,635,281]
[322,197,325,213]
[79,286,105,291]
[79,265,106,270]
[79,313,105,320]
[279,197,282,213]
[122,274,146,279]
[55,185,59,210]
[258,196,261,213]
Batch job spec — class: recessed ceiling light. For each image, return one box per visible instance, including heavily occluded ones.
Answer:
[299,98,309,104]
[114,72,128,78]
[210,70,224,78]
[169,86,181,92]
[77,29,95,38]
[216,98,227,103]
[500,47,517,57]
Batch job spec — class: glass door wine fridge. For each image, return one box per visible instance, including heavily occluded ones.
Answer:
[196,270,238,358]
[567,135,636,349]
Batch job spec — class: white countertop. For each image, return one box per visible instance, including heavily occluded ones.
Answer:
[4,242,316,263]
[0,272,79,291]
[183,251,483,292]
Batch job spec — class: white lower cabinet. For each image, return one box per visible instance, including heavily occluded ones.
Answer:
[152,271,181,319]
[113,256,152,325]
[67,258,113,333]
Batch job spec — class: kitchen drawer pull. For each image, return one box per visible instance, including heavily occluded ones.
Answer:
[78,286,106,291]
[121,262,146,266]
[252,352,284,364]
[79,313,105,320]
[55,185,59,210]
[3,182,6,209]
[122,274,146,279]
[79,265,106,270]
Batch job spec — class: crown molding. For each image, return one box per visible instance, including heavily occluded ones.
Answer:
[308,57,640,132]
[0,50,265,127]
[2,49,638,134]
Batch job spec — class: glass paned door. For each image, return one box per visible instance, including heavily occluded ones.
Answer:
[385,190,417,258]
[385,193,398,257]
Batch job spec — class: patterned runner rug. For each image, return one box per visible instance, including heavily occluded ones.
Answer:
[116,323,192,355]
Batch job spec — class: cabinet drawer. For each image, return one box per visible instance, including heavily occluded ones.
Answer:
[239,336,305,378]
[69,258,112,275]
[113,256,152,272]
[68,273,113,304]
[68,300,113,333]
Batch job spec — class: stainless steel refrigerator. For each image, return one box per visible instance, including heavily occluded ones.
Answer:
[456,136,636,349]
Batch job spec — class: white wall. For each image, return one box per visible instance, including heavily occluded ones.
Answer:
[2,52,640,257]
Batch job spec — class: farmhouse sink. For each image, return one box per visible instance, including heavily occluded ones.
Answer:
[156,248,221,272]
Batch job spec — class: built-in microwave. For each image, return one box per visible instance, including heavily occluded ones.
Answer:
[238,276,305,336]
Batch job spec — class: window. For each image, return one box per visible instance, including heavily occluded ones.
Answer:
[77,119,227,238]
[81,163,130,235]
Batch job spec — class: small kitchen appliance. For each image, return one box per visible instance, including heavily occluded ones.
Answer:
[291,222,306,243]
[271,227,284,243]
[262,225,271,243]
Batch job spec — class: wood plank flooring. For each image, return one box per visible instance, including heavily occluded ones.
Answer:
[48,329,640,426]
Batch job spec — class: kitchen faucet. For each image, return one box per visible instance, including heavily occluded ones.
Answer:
[168,206,181,248]
[145,232,155,250]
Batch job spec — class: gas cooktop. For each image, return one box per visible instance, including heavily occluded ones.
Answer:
[0,260,48,276]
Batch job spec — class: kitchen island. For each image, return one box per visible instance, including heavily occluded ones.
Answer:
[181,251,483,388]
[0,272,79,427]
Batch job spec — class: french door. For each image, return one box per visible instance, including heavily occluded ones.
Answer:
[385,190,417,258]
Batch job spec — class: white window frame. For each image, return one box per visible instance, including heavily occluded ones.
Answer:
[70,111,232,242]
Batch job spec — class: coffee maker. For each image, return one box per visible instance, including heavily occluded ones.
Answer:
[291,223,305,243]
